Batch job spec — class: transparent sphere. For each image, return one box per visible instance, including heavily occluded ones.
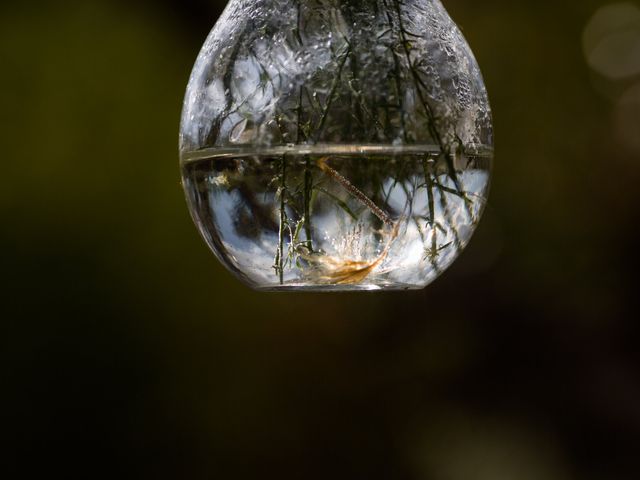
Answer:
[180,0,493,291]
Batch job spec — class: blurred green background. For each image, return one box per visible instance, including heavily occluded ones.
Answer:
[2,0,640,478]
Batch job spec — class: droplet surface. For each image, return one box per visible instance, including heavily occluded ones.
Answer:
[180,0,493,291]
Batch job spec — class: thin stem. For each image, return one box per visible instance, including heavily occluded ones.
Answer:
[205,23,249,146]
[303,156,313,251]
[274,157,287,284]
[433,175,463,252]
[294,0,304,46]
[422,157,435,226]
[317,157,394,228]
[341,4,366,138]
[383,0,408,142]
[295,76,314,252]
[391,0,464,194]
[314,45,351,141]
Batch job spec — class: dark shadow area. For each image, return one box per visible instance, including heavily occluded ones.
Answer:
[1,0,639,478]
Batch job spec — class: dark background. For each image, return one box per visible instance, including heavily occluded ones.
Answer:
[2,0,640,478]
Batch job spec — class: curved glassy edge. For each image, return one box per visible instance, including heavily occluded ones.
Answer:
[179,0,493,290]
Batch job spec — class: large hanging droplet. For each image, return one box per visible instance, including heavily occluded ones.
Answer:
[180,0,493,291]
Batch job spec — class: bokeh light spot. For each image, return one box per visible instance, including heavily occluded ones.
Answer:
[583,3,640,80]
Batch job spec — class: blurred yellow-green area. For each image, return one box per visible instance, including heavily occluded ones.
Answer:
[2,0,640,478]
